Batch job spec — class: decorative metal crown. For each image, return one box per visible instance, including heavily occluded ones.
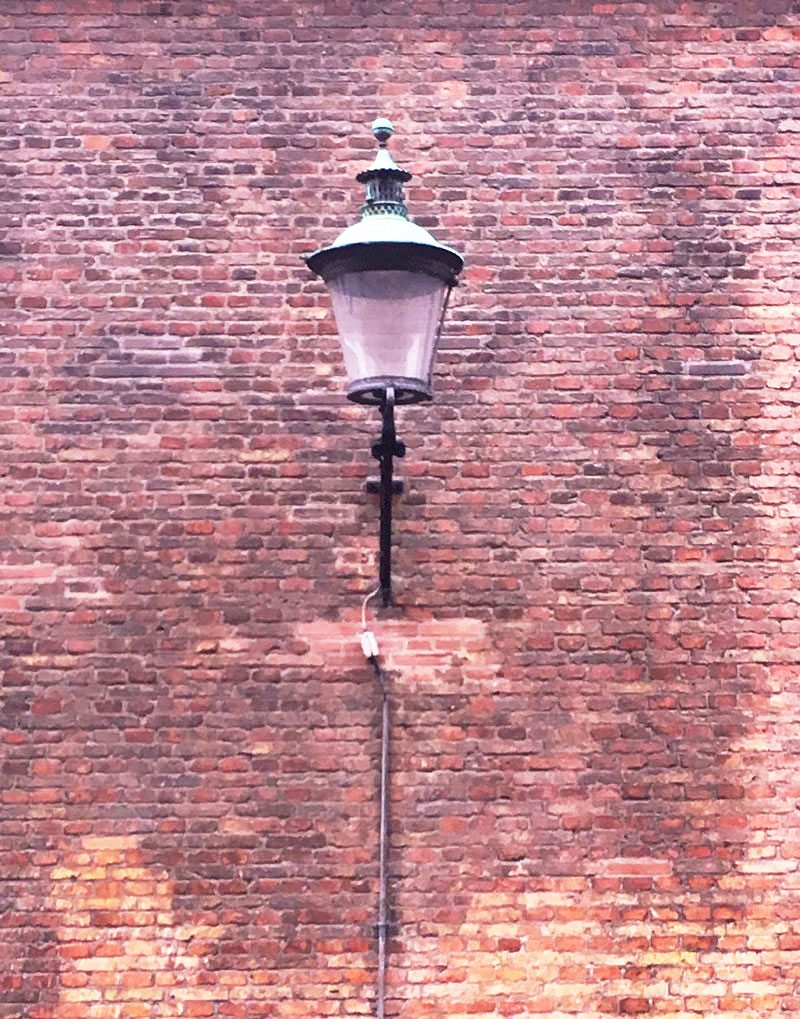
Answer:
[356,118,412,219]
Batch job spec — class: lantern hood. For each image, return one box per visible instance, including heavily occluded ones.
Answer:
[305,118,464,284]
[306,214,463,283]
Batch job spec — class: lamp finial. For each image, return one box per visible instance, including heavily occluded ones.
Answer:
[356,116,411,219]
[372,117,394,146]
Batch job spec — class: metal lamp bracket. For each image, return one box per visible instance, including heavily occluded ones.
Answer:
[365,477,405,496]
[372,386,405,606]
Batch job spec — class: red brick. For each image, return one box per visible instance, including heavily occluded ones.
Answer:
[2,5,800,1018]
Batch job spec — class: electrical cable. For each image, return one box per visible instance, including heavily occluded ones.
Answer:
[361,584,380,631]
[358,583,389,1018]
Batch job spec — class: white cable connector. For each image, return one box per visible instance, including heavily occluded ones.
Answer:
[360,586,381,661]
[360,630,380,660]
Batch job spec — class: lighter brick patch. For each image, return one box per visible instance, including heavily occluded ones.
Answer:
[48,836,214,1018]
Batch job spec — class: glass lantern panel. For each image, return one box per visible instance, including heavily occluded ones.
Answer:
[327,270,449,387]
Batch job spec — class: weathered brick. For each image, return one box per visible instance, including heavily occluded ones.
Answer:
[1,2,800,1017]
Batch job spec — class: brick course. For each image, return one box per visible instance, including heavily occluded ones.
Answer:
[1,2,800,1017]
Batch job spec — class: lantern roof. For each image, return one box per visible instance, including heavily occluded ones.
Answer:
[306,118,463,283]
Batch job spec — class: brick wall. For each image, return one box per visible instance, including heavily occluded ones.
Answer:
[2,2,800,1016]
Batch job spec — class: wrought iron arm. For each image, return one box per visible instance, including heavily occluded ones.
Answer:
[371,387,405,606]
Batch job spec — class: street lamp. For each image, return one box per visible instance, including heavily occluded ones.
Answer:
[306,118,463,605]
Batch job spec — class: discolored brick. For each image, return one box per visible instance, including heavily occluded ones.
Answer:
[1,2,800,1017]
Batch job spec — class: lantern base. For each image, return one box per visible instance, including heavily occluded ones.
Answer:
[347,376,432,406]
